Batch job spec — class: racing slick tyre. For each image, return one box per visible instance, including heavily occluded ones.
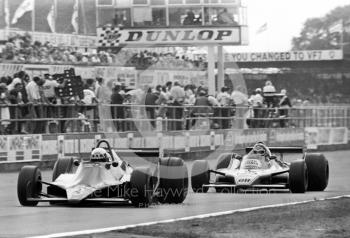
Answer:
[17,166,42,206]
[52,157,74,181]
[289,160,308,193]
[305,153,329,191]
[130,167,153,208]
[215,153,232,170]
[158,157,188,204]
[191,160,210,193]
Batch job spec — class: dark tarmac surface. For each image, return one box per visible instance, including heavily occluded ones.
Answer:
[0,150,349,237]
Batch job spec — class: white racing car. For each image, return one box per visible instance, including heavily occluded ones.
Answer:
[17,140,188,207]
[191,142,329,193]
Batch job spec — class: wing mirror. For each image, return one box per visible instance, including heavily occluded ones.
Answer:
[234,154,242,160]
[270,154,277,160]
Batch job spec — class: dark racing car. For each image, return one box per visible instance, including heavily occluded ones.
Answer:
[17,140,188,207]
[191,142,329,193]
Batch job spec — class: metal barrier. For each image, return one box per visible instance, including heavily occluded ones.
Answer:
[0,104,235,134]
[245,105,350,129]
[0,103,349,134]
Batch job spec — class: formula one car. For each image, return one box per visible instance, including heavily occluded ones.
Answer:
[191,142,329,193]
[17,140,188,207]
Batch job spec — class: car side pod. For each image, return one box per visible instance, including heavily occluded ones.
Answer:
[191,160,210,193]
[52,157,76,181]
[17,166,42,206]
[289,160,308,193]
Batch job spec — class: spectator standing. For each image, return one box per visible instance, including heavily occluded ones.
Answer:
[191,88,213,129]
[42,74,63,104]
[217,9,237,25]
[184,85,196,105]
[278,89,292,128]
[263,80,276,108]
[169,81,185,130]
[26,76,42,103]
[0,83,10,134]
[248,88,264,128]
[217,86,231,106]
[183,10,195,25]
[95,77,104,100]
[165,81,172,97]
[82,80,99,131]
[155,85,168,118]
[145,88,159,127]
[217,86,232,129]
[111,84,125,131]
[231,86,248,129]
[8,82,27,134]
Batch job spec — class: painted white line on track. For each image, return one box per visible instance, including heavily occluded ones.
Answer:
[28,195,350,238]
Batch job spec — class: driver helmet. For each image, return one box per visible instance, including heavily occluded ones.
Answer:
[90,148,112,162]
[252,142,271,158]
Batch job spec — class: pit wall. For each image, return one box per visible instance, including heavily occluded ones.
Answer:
[0,127,348,172]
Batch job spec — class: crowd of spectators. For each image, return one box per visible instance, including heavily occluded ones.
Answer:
[0,70,236,135]
[247,80,292,128]
[0,68,347,135]
[0,33,205,70]
[0,70,103,135]
[109,81,236,132]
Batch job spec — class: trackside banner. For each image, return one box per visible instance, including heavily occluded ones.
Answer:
[97,27,243,47]
[226,50,343,62]
[305,127,348,149]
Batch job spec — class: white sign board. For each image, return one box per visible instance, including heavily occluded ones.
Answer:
[226,50,343,62]
[97,27,243,47]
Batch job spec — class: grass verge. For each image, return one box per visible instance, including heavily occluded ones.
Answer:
[74,197,350,238]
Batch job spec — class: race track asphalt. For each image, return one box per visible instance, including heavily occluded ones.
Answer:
[0,150,349,238]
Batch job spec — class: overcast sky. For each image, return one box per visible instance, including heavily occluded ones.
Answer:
[228,0,350,52]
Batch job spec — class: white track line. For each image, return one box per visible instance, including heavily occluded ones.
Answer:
[29,195,350,238]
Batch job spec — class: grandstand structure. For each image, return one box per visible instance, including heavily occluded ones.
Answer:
[96,0,249,94]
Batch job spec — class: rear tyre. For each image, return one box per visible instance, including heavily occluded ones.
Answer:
[289,160,308,193]
[52,157,74,181]
[216,153,232,170]
[158,157,188,204]
[191,160,210,193]
[17,166,42,206]
[130,167,153,208]
[305,153,329,191]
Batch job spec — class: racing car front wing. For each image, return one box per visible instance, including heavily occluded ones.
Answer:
[27,197,131,204]
[203,184,288,189]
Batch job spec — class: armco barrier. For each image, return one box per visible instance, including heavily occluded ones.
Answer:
[0,128,305,164]
[305,127,348,150]
[2,127,350,172]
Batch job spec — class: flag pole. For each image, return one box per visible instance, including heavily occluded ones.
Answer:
[4,0,9,38]
[341,19,344,52]
[54,0,57,33]
[32,0,35,32]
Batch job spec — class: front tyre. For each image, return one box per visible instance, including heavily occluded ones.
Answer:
[17,166,42,206]
[305,153,329,191]
[129,167,153,208]
[158,157,188,204]
[289,160,308,193]
[191,160,210,193]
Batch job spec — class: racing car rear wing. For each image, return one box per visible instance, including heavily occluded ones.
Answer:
[245,146,305,154]
[117,148,161,157]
